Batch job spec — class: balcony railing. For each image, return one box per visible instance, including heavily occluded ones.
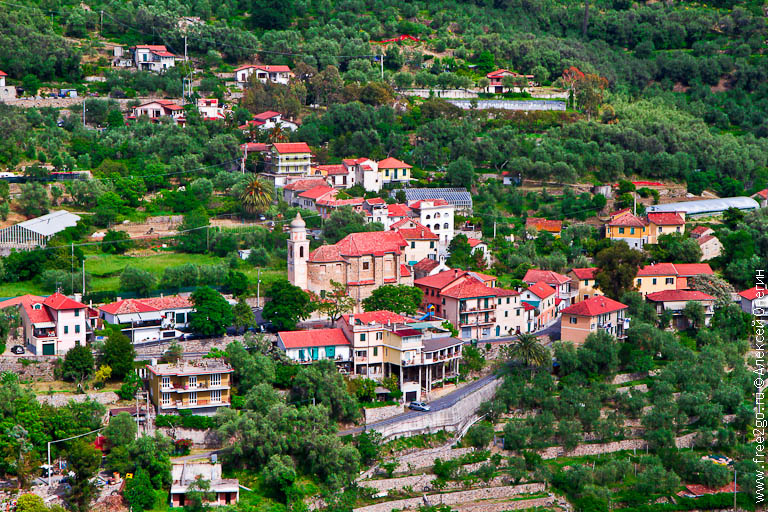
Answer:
[460,305,494,312]
[176,399,228,408]
[459,316,495,327]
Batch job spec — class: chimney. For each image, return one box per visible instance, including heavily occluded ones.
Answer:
[350,314,354,325]
[454,269,459,277]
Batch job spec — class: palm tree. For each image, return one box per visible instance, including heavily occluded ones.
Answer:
[240,175,274,215]
[267,124,288,143]
[502,333,550,376]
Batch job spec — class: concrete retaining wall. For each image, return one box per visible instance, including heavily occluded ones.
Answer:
[371,378,502,441]
[365,405,403,424]
[448,99,566,111]
[400,88,478,99]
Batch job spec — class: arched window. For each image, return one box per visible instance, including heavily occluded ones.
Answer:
[444,223,449,229]
[426,224,430,230]
[299,246,304,258]
[435,212,441,219]
[425,214,431,220]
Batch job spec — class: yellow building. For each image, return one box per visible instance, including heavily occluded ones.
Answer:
[147,360,233,416]
[605,209,648,250]
[646,212,685,244]
[635,263,678,296]
[567,267,604,303]
[377,157,412,185]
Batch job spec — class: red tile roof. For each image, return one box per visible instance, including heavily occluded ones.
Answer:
[523,269,570,286]
[570,267,598,280]
[526,217,563,232]
[683,482,738,496]
[253,111,282,120]
[272,142,311,154]
[283,178,328,191]
[415,269,495,289]
[100,296,191,315]
[151,50,176,57]
[377,157,412,169]
[240,142,269,153]
[395,220,438,240]
[522,302,536,311]
[365,197,386,205]
[561,296,627,316]
[25,301,55,325]
[410,199,450,208]
[609,207,632,217]
[631,181,665,187]
[637,263,678,277]
[753,188,768,200]
[133,45,170,51]
[696,234,717,246]
[646,290,715,302]
[0,294,44,309]
[308,245,347,263]
[139,296,193,310]
[413,258,440,273]
[400,264,411,277]
[278,328,349,348]
[467,238,484,248]
[343,310,410,326]
[332,231,408,258]
[387,203,411,217]
[738,287,765,301]
[672,263,713,276]
[526,281,556,299]
[647,212,685,226]
[317,197,364,207]
[690,225,712,236]
[0,70,7,77]
[442,279,496,299]
[393,328,421,337]
[317,164,348,175]
[298,185,335,200]
[494,288,520,297]
[44,292,86,310]
[607,213,647,227]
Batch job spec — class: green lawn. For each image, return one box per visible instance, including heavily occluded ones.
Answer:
[0,251,286,298]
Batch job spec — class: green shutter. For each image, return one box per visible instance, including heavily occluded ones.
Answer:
[325,346,335,358]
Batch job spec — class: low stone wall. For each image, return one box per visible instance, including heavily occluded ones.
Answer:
[611,372,648,385]
[159,426,222,448]
[371,378,502,441]
[399,88,478,99]
[37,391,119,407]
[391,446,475,473]
[0,356,59,381]
[456,495,558,512]
[536,432,701,459]
[447,99,566,111]
[353,484,546,512]
[365,405,403,424]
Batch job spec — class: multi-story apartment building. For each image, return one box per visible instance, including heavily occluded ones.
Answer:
[339,310,411,380]
[567,267,603,303]
[147,360,233,416]
[0,293,88,355]
[408,199,455,247]
[519,281,558,331]
[523,269,576,305]
[635,263,678,296]
[560,296,629,344]
[606,209,686,250]
[415,269,497,320]
[264,142,313,188]
[390,219,439,265]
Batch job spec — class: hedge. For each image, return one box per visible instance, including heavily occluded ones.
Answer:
[155,414,216,430]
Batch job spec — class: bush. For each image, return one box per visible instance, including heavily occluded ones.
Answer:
[465,421,494,448]
[154,414,215,430]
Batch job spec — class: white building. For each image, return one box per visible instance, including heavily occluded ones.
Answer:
[0,210,81,252]
[467,238,492,267]
[197,98,226,120]
[131,45,176,72]
[738,287,767,322]
[234,65,292,86]
[130,100,185,121]
[99,296,194,344]
[239,111,297,132]
[409,199,455,247]
[276,328,351,371]
[264,142,313,188]
[343,158,381,192]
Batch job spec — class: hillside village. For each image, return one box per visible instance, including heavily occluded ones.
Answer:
[0,1,766,512]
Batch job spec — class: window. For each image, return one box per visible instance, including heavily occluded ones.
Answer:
[585,280,589,286]
[652,278,657,285]
[176,312,187,324]
[411,242,415,248]
[188,376,197,388]
[74,310,80,317]
[659,227,663,232]
[211,389,221,403]
[507,298,511,304]
[325,346,335,358]
[443,223,449,229]
[498,299,502,305]
[505,311,508,318]
[189,392,197,405]
[211,374,221,387]
[75,325,80,334]
[516,310,521,316]
[373,347,378,356]
[376,332,383,340]
[630,228,635,234]
[426,214,431,220]
[298,349,305,360]
[430,241,435,249]
[619,227,625,234]
[665,278,674,285]
[299,246,304,258]
[64,326,68,334]
[161,393,170,405]
[360,333,366,342]
[161,376,171,388]
[435,212,441,218]
[569,317,578,324]
[637,278,642,286]
[363,261,370,270]
[584,294,589,299]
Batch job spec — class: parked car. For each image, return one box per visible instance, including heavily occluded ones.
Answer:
[408,401,431,412]
[11,345,25,355]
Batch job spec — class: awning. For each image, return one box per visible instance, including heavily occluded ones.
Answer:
[32,322,55,328]
[136,312,163,321]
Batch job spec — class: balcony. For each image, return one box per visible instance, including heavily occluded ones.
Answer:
[459,304,494,313]
[459,316,495,327]
[174,399,230,409]
[32,329,56,339]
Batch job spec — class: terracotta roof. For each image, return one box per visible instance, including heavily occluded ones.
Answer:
[753,188,768,200]
[738,287,765,301]
[494,288,519,297]
[0,294,44,309]
[637,263,678,277]
[526,217,563,232]
[486,69,530,78]
[672,263,713,276]
[696,234,717,246]
[647,212,685,226]
[278,328,349,348]
[523,269,570,286]
[690,226,712,236]
[317,164,348,175]
[151,50,176,57]
[24,300,55,325]
[607,213,647,227]
[43,292,86,310]
[133,45,170,50]
[413,257,440,273]
[255,65,291,72]
[283,178,328,191]
[253,111,282,121]
[442,279,496,299]
[308,245,347,263]
[390,218,415,230]
[410,199,450,209]
[0,70,7,77]
[522,302,536,311]
[561,296,627,316]
[395,220,438,240]
[298,185,335,200]
[342,310,410,325]
[377,157,412,169]
[415,269,495,289]
[646,290,715,302]
[526,281,556,299]
[240,142,269,152]
[609,207,631,217]
[333,231,408,257]
[570,267,598,280]
[138,296,193,310]
[467,238,485,248]
[365,197,386,205]
[683,482,738,496]
[272,142,311,154]
[387,203,411,217]
[100,296,190,315]
[317,197,364,207]
[400,264,411,277]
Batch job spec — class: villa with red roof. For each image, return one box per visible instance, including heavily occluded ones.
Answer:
[390,219,439,265]
[377,157,412,185]
[646,290,715,329]
[634,262,713,296]
[485,69,535,93]
[131,45,176,72]
[0,70,6,87]
[738,286,767,321]
[520,281,558,331]
[364,202,411,230]
[265,142,313,188]
[409,198,455,247]
[525,217,562,238]
[99,296,193,344]
[560,296,629,344]
[130,100,184,122]
[752,188,768,208]
[238,111,297,132]
[282,178,329,206]
[341,158,381,192]
[690,226,722,260]
[523,269,575,304]
[605,209,686,250]
[567,267,603,303]
[0,293,88,355]
[276,328,351,368]
[234,64,292,86]
[288,213,413,303]
[317,164,354,189]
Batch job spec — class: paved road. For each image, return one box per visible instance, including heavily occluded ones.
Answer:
[338,372,499,436]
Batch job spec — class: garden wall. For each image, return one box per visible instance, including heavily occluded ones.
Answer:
[364,404,403,424]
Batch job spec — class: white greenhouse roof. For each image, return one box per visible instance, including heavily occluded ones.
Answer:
[15,210,81,236]
[646,197,759,215]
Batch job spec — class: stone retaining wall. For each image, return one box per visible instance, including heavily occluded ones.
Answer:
[392,446,475,473]
[536,432,700,459]
[353,484,546,512]
[0,356,59,381]
[37,391,119,407]
[456,496,558,512]
[365,405,403,424]
[158,426,222,448]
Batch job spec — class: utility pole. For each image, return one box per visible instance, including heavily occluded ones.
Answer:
[82,259,86,297]
[256,268,261,308]
[82,101,86,128]
[380,50,384,80]
[100,10,103,36]
[71,243,74,293]
[493,221,496,239]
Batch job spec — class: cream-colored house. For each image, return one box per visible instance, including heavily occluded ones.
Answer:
[147,360,233,416]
